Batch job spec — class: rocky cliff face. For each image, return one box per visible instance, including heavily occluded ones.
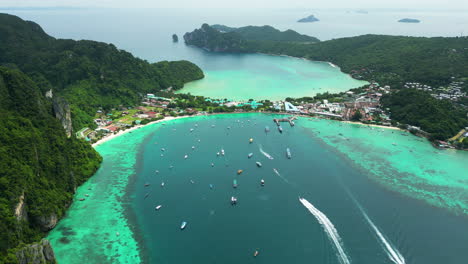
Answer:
[183,23,245,52]
[15,239,56,264]
[35,213,58,231]
[53,96,73,137]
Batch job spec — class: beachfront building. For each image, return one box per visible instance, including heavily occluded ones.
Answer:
[284,102,300,113]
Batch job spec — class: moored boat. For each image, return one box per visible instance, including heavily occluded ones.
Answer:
[256,162,262,167]
[286,148,291,159]
[221,149,225,156]
[254,250,259,257]
[233,179,238,188]
[249,138,253,143]
[248,153,253,158]
[161,182,165,187]
[155,205,162,210]
[237,169,243,175]
[261,179,265,186]
[184,154,188,159]
[231,196,237,205]
[278,126,283,133]
[180,221,187,230]
[209,184,214,189]
[265,126,270,133]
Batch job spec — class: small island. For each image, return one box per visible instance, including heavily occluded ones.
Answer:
[398,18,421,23]
[297,15,319,23]
[172,34,179,42]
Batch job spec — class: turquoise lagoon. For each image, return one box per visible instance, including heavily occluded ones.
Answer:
[176,54,368,101]
[48,114,468,264]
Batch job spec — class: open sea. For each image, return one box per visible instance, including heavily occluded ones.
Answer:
[4,7,467,264]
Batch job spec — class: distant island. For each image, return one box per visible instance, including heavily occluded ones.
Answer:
[172,34,179,42]
[297,15,319,23]
[398,18,421,23]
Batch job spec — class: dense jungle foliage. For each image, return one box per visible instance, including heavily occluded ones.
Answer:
[0,13,204,130]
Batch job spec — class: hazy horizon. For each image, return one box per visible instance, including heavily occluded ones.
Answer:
[1,0,468,10]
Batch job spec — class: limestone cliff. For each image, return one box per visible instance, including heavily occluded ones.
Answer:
[53,96,73,138]
[15,239,56,264]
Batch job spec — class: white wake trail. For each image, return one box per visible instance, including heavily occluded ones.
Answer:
[353,199,406,264]
[259,145,274,160]
[299,198,351,264]
[273,168,290,184]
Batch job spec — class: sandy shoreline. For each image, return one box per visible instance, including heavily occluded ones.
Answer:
[92,112,405,148]
[92,115,193,148]
[341,120,404,131]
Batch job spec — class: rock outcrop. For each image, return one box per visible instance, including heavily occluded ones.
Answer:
[53,96,73,137]
[297,15,319,23]
[35,213,58,231]
[172,33,178,42]
[14,193,28,222]
[15,239,56,264]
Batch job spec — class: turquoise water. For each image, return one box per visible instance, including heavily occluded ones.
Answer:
[48,114,468,264]
[176,54,367,100]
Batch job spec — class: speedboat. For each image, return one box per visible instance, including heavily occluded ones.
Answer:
[184,154,188,159]
[211,163,214,167]
[181,221,187,230]
[278,126,283,133]
[265,126,270,133]
[231,196,237,205]
[254,250,259,257]
[209,184,214,189]
[161,182,165,187]
[155,205,162,210]
[217,152,220,156]
[249,138,253,143]
[161,148,165,152]
[286,148,292,159]
[233,179,238,188]
[248,153,253,159]
[221,149,225,156]
[155,170,159,174]
[256,162,262,167]
[190,128,194,132]
[192,146,195,150]
[261,179,265,186]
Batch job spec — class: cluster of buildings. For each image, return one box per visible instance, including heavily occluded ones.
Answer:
[277,83,392,125]
[403,81,467,101]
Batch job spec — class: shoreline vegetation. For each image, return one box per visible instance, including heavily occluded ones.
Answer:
[182,23,468,149]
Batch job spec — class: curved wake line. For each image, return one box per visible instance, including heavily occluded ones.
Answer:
[259,145,274,160]
[299,198,351,264]
[273,168,290,184]
[352,198,405,264]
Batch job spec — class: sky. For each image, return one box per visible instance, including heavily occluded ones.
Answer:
[1,0,467,9]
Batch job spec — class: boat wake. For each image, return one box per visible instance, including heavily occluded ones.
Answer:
[273,168,290,184]
[259,145,274,160]
[299,198,351,264]
[350,196,406,264]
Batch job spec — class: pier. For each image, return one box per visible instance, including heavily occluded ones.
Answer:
[273,116,297,127]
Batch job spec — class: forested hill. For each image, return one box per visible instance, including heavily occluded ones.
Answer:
[0,67,102,263]
[185,24,468,87]
[0,13,204,130]
[211,24,320,42]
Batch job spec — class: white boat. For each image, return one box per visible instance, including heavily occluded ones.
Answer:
[231,196,237,205]
[190,179,195,184]
[211,163,214,167]
[155,170,159,174]
[161,182,165,187]
[248,153,253,158]
[181,221,187,230]
[184,154,188,159]
[192,146,195,150]
[155,205,162,210]
[278,126,283,133]
[256,162,262,167]
[221,149,225,156]
[161,148,165,151]
[265,126,270,133]
[249,138,253,143]
[286,148,292,159]
[190,128,194,132]
[261,179,265,186]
